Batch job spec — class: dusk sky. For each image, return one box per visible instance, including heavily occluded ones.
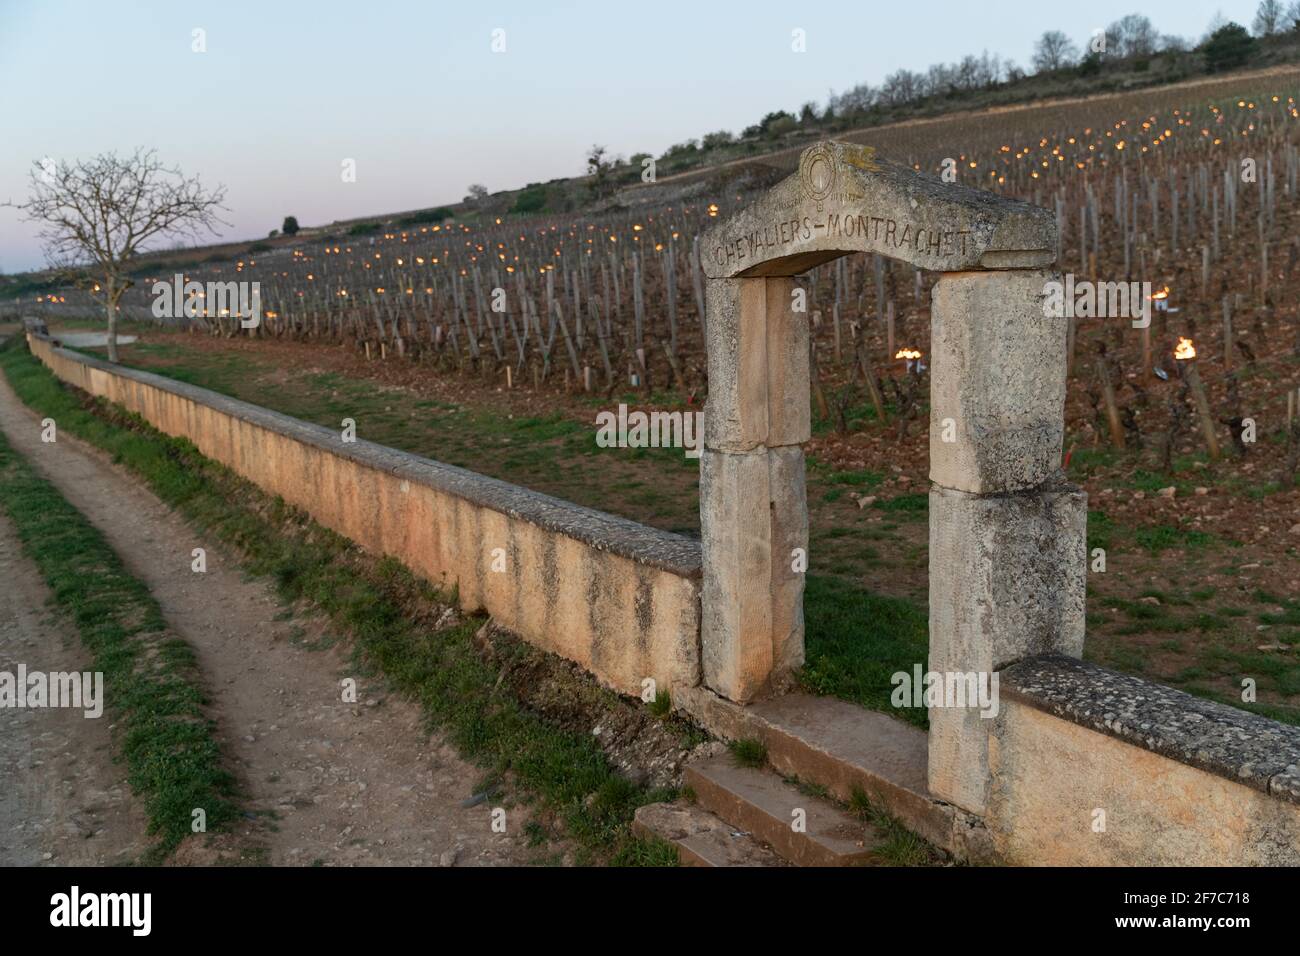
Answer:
[0,0,1260,272]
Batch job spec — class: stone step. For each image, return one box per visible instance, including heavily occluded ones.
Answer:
[632,802,788,867]
[684,755,883,866]
[677,687,977,857]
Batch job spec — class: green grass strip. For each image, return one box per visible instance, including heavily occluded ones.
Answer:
[0,398,237,862]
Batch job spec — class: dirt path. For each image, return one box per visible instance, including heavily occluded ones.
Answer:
[0,373,539,867]
[0,510,150,866]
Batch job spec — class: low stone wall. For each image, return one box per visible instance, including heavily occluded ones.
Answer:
[990,655,1300,865]
[26,333,703,699]
[24,330,1300,866]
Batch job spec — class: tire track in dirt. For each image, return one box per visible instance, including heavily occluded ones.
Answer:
[0,510,150,866]
[0,371,538,867]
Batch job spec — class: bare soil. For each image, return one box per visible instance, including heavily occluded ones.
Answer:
[0,510,150,866]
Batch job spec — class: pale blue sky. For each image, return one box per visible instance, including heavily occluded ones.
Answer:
[0,0,1260,271]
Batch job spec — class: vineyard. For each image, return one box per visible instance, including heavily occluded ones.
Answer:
[16,68,1300,492]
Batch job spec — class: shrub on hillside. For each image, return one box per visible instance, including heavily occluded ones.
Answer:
[511,186,548,214]
[1202,23,1256,73]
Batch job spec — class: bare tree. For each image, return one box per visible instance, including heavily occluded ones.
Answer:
[1286,0,1300,31]
[1108,13,1158,56]
[1254,0,1284,34]
[827,82,877,115]
[881,69,922,104]
[8,149,226,361]
[1033,30,1079,71]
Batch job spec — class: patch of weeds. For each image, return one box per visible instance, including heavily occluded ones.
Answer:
[848,786,942,866]
[729,738,768,768]
[647,688,672,718]
[874,492,927,515]
[523,820,549,848]
[610,834,679,867]
[1086,510,1111,552]
[824,468,884,488]
[1131,525,1214,555]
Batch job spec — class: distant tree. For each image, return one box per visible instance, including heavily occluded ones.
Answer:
[926,62,955,96]
[881,69,922,104]
[1033,30,1079,71]
[798,101,819,125]
[7,148,226,362]
[701,130,734,149]
[1159,34,1189,52]
[1203,22,1258,71]
[268,229,279,238]
[767,115,797,137]
[1107,13,1158,57]
[759,111,795,134]
[660,140,699,159]
[464,183,490,205]
[826,82,876,116]
[1286,1,1300,31]
[1255,0,1284,34]
[954,56,980,90]
[281,215,299,236]
[586,145,616,197]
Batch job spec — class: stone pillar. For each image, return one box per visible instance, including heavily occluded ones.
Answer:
[701,276,808,702]
[927,269,1086,814]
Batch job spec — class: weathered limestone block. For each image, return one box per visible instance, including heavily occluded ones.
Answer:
[764,278,810,448]
[927,481,1086,814]
[987,656,1300,865]
[767,445,807,675]
[704,277,768,452]
[930,270,1067,494]
[701,142,1057,279]
[701,447,781,703]
[703,277,810,451]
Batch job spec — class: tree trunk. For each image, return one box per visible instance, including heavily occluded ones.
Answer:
[106,290,120,363]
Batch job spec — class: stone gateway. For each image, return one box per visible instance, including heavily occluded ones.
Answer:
[698,141,1081,817]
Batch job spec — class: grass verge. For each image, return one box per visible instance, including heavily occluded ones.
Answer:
[0,419,237,862]
[0,337,677,865]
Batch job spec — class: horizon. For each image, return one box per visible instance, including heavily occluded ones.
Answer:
[0,0,1261,272]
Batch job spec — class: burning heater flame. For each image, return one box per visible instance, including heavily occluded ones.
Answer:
[1151,288,1169,301]
[895,348,922,360]
[1174,336,1196,360]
